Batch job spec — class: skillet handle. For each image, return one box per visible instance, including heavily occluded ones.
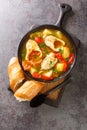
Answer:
[46,76,72,95]
[55,3,72,27]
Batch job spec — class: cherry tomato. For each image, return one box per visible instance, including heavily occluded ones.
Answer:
[68,53,74,65]
[35,36,43,44]
[32,72,41,79]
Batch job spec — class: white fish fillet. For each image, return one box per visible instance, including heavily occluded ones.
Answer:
[41,53,57,70]
[25,39,42,60]
[45,35,65,52]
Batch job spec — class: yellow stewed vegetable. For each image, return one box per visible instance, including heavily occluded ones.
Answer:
[62,47,70,58]
[43,29,52,38]
[56,63,64,72]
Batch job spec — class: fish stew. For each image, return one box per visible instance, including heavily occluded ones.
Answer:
[21,29,75,81]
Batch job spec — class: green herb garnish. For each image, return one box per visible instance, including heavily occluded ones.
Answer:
[58,48,63,54]
[49,61,54,66]
[30,33,36,39]
[66,57,69,62]
[36,67,40,72]
[38,43,46,48]
[53,69,58,73]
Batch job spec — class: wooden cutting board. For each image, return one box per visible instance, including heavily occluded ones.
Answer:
[41,79,65,107]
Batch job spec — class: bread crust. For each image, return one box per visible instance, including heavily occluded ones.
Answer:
[14,81,45,101]
[8,57,25,92]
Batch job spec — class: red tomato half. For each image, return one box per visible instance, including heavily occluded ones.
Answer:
[35,36,43,44]
[55,52,65,62]
[41,75,53,80]
[32,72,53,80]
[32,72,42,79]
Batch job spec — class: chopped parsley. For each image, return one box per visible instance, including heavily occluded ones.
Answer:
[66,57,69,62]
[58,48,63,54]
[36,67,40,72]
[38,43,46,48]
[30,33,36,39]
[49,61,54,66]
[53,68,58,73]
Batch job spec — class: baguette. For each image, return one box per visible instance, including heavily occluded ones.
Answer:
[8,57,25,92]
[14,81,45,101]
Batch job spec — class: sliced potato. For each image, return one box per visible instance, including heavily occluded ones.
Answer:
[56,63,64,72]
[62,47,70,58]
[56,31,63,39]
[43,29,52,38]
[30,67,37,75]
[43,70,53,77]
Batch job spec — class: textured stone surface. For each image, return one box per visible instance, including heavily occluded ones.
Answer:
[0,0,87,130]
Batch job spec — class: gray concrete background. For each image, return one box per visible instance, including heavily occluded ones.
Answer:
[0,0,87,130]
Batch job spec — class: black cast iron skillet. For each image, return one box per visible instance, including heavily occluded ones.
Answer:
[18,3,77,83]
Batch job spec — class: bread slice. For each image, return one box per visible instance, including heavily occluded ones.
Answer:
[14,81,45,102]
[8,57,25,92]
